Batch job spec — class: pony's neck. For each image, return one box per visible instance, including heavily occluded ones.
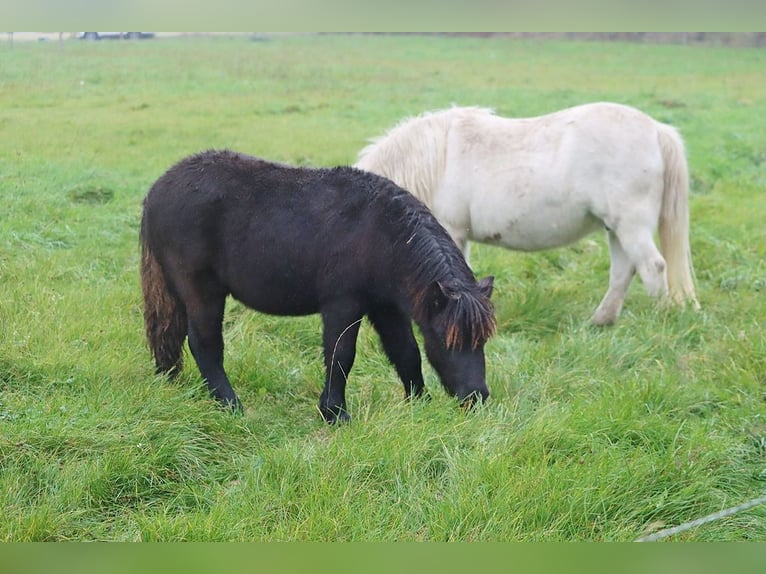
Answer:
[356,114,448,209]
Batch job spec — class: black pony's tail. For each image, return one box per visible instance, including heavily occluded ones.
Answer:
[140,217,187,376]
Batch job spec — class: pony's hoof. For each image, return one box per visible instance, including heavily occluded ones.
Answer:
[590,312,616,327]
[321,407,351,425]
[407,387,430,401]
[219,395,243,414]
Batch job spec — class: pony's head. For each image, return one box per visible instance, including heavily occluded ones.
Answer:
[415,275,496,405]
[364,168,497,406]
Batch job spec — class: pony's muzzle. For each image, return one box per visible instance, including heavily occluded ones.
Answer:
[458,386,489,410]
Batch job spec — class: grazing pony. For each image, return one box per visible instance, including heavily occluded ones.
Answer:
[140,150,495,423]
[356,102,699,325]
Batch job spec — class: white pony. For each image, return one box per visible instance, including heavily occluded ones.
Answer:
[355,102,699,325]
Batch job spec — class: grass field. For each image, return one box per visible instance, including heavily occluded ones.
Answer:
[0,34,765,541]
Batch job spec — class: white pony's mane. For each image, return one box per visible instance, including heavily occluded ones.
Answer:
[355,106,495,207]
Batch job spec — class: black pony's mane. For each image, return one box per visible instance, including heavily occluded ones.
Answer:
[339,167,495,349]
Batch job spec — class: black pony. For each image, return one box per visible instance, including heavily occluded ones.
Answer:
[140,150,495,423]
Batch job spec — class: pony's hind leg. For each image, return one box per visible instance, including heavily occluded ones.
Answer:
[592,231,635,326]
[319,300,364,424]
[593,225,669,325]
[618,226,669,300]
[179,277,242,411]
[368,305,426,399]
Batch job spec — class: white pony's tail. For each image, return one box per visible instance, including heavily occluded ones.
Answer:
[656,122,700,309]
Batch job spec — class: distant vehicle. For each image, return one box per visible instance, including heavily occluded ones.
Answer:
[77,32,154,40]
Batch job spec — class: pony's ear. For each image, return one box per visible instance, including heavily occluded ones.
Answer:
[438,280,463,301]
[425,280,460,317]
[478,275,494,299]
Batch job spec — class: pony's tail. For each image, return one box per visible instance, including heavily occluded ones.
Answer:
[656,123,700,309]
[140,218,187,375]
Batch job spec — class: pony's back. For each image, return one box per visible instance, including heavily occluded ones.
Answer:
[141,150,480,318]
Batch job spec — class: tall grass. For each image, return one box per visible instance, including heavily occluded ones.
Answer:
[1,34,764,540]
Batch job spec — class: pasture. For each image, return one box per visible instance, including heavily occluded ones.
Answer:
[0,34,764,541]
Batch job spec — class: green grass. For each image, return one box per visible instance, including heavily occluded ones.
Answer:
[1,34,765,541]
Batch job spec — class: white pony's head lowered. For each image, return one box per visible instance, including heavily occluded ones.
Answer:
[355,106,495,208]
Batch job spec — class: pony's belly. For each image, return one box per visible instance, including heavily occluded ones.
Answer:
[228,275,321,317]
[473,207,602,251]
[230,292,318,317]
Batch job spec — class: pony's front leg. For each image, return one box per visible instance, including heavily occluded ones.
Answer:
[443,224,471,263]
[368,305,427,399]
[319,302,363,424]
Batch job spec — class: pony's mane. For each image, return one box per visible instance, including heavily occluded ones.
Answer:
[358,170,495,349]
[355,106,496,208]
